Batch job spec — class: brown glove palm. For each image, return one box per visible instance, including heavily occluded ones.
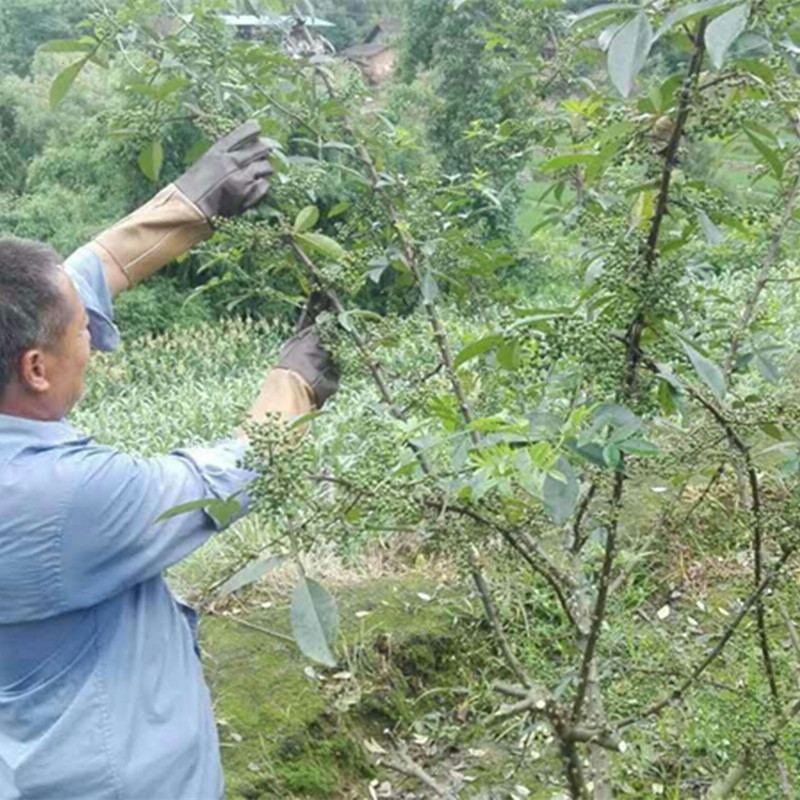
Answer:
[277,328,339,408]
[175,121,274,220]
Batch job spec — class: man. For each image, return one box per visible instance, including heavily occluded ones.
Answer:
[0,123,337,799]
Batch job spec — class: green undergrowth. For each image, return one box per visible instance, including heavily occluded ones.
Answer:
[203,574,456,798]
[202,573,561,799]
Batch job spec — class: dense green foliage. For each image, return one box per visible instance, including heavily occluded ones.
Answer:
[4,0,800,796]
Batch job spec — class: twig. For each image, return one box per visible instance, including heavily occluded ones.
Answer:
[570,468,624,722]
[677,462,726,529]
[698,71,738,92]
[778,602,800,690]
[470,553,532,688]
[493,683,592,797]
[313,66,480,442]
[570,16,710,735]
[381,747,454,798]
[211,612,295,645]
[704,758,750,799]
[625,16,709,393]
[615,546,795,729]
[430,500,578,628]
[745,454,781,707]
[570,481,596,553]
[287,239,433,474]
[724,172,800,378]
[704,693,800,798]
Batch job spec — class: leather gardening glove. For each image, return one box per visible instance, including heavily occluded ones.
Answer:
[174,121,274,219]
[276,328,340,408]
[90,121,274,288]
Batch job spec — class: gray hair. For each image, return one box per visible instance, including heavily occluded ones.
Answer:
[0,238,73,396]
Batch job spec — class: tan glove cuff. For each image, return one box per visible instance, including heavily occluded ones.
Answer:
[258,368,316,421]
[90,184,212,288]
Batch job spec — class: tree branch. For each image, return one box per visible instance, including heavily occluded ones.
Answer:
[381,746,455,798]
[615,546,795,729]
[571,468,624,722]
[469,552,534,688]
[313,67,480,442]
[288,239,433,474]
[724,172,800,378]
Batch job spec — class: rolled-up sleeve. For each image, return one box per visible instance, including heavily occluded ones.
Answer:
[63,247,120,352]
[59,438,255,611]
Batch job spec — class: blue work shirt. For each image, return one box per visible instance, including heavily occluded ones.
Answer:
[0,249,254,799]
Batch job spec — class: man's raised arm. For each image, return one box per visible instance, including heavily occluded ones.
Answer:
[82,121,272,299]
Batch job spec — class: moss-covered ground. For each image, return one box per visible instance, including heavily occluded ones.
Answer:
[204,574,444,798]
[201,573,564,799]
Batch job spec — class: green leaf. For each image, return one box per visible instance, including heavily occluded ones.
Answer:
[706,3,749,68]
[288,410,324,430]
[217,555,286,597]
[753,351,780,383]
[656,73,685,111]
[296,232,346,261]
[681,340,726,402]
[760,421,783,440]
[421,270,439,302]
[739,120,776,143]
[543,456,579,524]
[454,334,504,368]
[570,441,608,468]
[156,76,190,100]
[155,494,241,527]
[497,339,522,371]
[602,443,622,468]
[156,498,219,522]
[540,153,598,171]
[290,577,339,667]
[126,81,160,99]
[322,141,355,152]
[570,3,639,26]
[39,39,95,54]
[585,141,618,182]
[742,127,783,180]
[657,378,680,415]
[138,140,164,183]
[737,58,774,83]
[697,209,724,244]
[185,138,212,166]
[328,200,350,218]
[618,438,660,456]
[608,12,653,97]
[208,496,244,528]
[655,0,736,40]
[49,59,87,108]
[294,205,320,233]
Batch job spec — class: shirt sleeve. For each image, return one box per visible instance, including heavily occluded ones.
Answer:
[58,438,256,611]
[63,247,120,352]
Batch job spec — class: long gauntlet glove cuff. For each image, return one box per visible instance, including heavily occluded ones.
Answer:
[90,184,212,288]
[258,369,317,420]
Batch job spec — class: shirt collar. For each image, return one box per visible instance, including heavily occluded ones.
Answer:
[0,413,90,447]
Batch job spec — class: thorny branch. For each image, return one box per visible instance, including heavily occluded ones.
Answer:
[312,66,480,443]
[570,19,710,732]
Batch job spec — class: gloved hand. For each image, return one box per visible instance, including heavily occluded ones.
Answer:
[89,121,275,291]
[175,121,274,220]
[277,328,339,408]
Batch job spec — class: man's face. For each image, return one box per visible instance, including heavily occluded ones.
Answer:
[40,271,92,415]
